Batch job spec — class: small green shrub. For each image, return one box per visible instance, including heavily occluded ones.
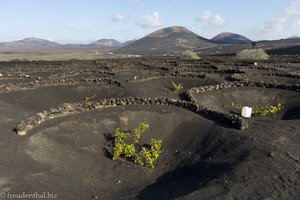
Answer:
[181,50,200,60]
[226,102,284,117]
[236,48,270,61]
[252,103,284,116]
[111,122,162,169]
[171,80,183,91]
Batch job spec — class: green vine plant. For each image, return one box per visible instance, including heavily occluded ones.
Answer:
[226,102,284,117]
[171,80,183,91]
[252,103,284,116]
[111,122,163,169]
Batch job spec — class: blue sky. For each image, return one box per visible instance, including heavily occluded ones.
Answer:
[0,0,300,44]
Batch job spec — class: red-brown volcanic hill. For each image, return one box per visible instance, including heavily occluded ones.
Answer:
[114,26,215,55]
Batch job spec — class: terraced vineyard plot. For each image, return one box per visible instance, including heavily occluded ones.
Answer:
[0,57,299,200]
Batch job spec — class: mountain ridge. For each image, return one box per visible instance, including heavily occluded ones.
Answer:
[0,37,60,49]
[1,27,300,55]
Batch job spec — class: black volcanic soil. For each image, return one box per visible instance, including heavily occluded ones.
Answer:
[194,87,300,119]
[0,57,299,200]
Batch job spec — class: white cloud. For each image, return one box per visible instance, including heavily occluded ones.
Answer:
[193,10,226,38]
[112,13,125,21]
[262,0,300,34]
[136,11,163,28]
[212,15,225,26]
[197,10,225,27]
[199,11,211,20]
[282,0,300,16]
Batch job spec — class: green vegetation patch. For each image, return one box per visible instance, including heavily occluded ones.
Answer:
[111,122,163,169]
[227,102,284,117]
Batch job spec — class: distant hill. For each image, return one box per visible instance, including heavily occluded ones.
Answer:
[114,26,214,55]
[89,39,123,47]
[1,28,300,56]
[256,38,300,49]
[0,37,60,49]
[286,36,300,40]
[211,32,252,44]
